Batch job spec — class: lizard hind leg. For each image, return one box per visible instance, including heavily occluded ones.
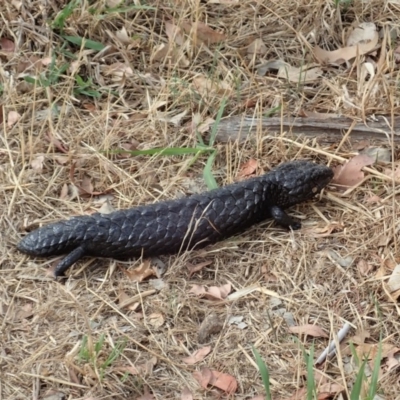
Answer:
[54,246,86,278]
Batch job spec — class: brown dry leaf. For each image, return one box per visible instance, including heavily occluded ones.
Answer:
[180,387,193,400]
[45,133,69,153]
[247,38,267,55]
[182,346,212,365]
[147,312,165,328]
[385,347,400,371]
[289,324,329,338]
[366,194,382,204]
[189,284,207,296]
[193,368,237,394]
[278,64,322,83]
[59,184,69,200]
[165,21,185,45]
[115,27,132,45]
[31,155,45,172]
[192,75,232,96]
[0,37,15,52]
[314,30,379,65]
[116,357,157,377]
[317,383,344,399]
[346,22,377,46]
[311,222,343,237]
[181,21,226,45]
[249,396,265,400]
[7,111,21,127]
[187,260,213,278]
[332,155,374,187]
[237,159,258,178]
[356,342,395,362]
[16,303,34,320]
[205,283,232,300]
[384,165,400,182]
[79,175,94,195]
[357,259,373,276]
[125,260,156,282]
[103,62,133,82]
[118,289,140,311]
[350,330,371,345]
[387,264,400,293]
[209,369,238,394]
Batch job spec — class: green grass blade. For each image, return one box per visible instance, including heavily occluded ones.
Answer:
[203,151,218,190]
[63,36,105,51]
[252,346,271,400]
[95,333,105,355]
[208,96,227,147]
[368,339,382,399]
[305,344,316,400]
[350,356,368,400]
[52,0,79,32]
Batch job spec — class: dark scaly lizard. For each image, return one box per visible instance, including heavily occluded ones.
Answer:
[17,160,333,278]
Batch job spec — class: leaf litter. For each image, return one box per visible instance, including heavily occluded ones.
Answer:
[3,0,400,399]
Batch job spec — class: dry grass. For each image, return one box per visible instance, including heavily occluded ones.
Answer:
[2,0,400,399]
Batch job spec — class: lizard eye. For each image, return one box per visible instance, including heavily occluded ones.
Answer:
[312,186,319,194]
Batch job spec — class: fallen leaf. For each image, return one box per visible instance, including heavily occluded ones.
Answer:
[98,200,115,214]
[165,21,185,45]
[347,22,377,46]
[357,259,373,276]
[124,260,156,282]
[180,387,193,400]
[156,109,187,126]
[16,303,34,320]
[115,27,132,45]
[0,37,15,52]
[317,382,344,399]
[314,30,379,65]
[277,64,322,83]
[192,75,232,96]
[384,165,400,182]
[198,313,224,343]
[182,346,212,364]
[387,264,400,293]
[187,260,213,277]
[205,283,232,300]
[209,369,238,394]
[237,159,258,178]
[193,368,237,394]
[385,347,400,371]
[79,175,94,195]
[181,21,226,45]
[189,284,207,296]
[103,62,133,82]
[289,324,329,338]
[332,155,374,187]
[116,357,157,376]
[7,111,21,127]
[31,155,45,172]
[118,289,140,311]
[147,313,165,328]
[247,38,267,55]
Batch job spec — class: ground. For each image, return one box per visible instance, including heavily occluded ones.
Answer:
[1,0,400,399]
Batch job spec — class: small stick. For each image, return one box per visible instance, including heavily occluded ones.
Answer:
[315,322,352,365]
